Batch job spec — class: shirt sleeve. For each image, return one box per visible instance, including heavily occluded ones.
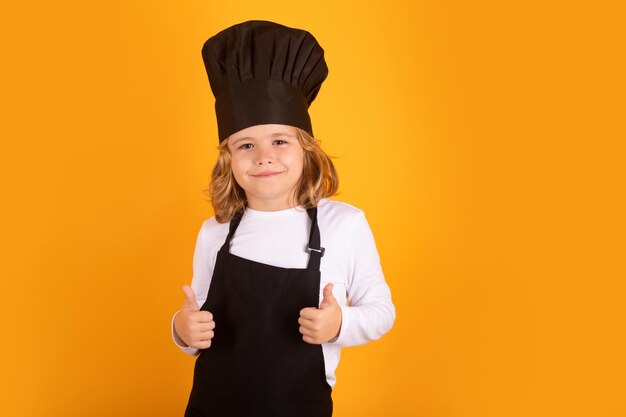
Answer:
[171,219,215,357]
[328,211,396,347]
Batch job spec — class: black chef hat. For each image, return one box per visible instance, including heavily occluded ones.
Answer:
[201,20,329,143]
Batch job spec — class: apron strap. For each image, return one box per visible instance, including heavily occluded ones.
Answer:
[220,206,324,271]
[221,207,244,252]
[305,207,324,271]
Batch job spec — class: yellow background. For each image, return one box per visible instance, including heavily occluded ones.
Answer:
[1,1,624,416]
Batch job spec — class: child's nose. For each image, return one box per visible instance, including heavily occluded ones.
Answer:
[255,147,274,165]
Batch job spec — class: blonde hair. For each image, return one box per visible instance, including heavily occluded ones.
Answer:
[205,127,339,223]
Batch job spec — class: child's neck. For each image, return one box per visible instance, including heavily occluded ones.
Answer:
[246,196,298,212]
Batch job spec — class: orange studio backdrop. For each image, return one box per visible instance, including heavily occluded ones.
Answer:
[1,1,625,416]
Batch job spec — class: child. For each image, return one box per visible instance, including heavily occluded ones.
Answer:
[172,20,395,417]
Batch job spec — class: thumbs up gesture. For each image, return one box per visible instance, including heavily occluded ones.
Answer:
[298,283,343,344]
[173,285,215,349]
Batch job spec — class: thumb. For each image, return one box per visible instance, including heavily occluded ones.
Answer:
[320,283,337,308]
[182,284,200,311]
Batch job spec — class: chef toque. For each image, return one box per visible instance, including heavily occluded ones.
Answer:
[201,20,329,143]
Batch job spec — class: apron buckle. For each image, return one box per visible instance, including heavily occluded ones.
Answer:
[305,244,325,257]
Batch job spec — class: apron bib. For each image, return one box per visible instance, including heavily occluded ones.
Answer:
[185,207,333,417]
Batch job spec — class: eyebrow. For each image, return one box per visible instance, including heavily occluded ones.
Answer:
[230,132,296,145]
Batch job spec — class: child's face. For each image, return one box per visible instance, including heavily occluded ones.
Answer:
[227,124,304,211]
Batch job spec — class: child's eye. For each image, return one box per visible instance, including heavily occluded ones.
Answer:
[273,139,288,145]
[239,143,254,150]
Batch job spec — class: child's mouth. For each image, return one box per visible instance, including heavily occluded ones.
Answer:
[253,171,282,178]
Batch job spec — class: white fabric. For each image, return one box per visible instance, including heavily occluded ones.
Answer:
[171,198,396,388]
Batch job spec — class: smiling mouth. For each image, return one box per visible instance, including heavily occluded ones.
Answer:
[252,172,283,178]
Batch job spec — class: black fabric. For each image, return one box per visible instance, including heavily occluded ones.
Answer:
[202,20,329,142]
[306,207,324,271]
[185,207,333,417]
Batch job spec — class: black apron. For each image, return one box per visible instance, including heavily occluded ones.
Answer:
[185,207,333,417]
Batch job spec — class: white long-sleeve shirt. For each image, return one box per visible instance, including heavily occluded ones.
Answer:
[171,198,395,388]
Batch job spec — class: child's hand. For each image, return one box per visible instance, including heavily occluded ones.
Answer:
[174,285,215,349]
[298,283,343,344]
